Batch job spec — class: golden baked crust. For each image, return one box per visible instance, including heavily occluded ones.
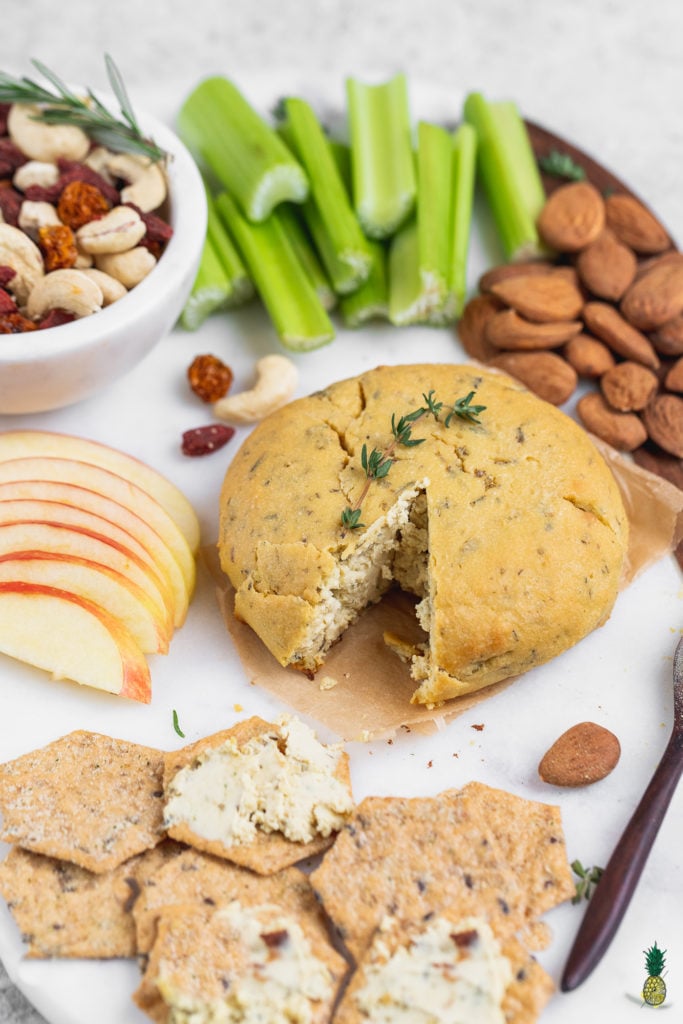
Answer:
[218,364,628,705]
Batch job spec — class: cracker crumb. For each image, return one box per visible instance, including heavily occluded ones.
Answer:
[318,675,338,691]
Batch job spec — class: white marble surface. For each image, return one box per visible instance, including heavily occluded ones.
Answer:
[1,1,683,1022]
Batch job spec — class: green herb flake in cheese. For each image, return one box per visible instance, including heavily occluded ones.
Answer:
[163,716,352,846]
[354,915,512,1024]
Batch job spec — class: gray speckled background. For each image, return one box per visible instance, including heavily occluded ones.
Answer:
[2,1,683,1020]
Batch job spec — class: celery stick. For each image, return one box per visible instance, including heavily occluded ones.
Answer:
[215,192,334,351]
[463,92,546,260]
[346,73,416,239]
[387,218,422,325]
[444,122,477,321]
[179,233,233,330]
[280,100,372,295]
[205,186,254,307]
[278,204,337,311]
[340,239,388,327]
[177,77,308,222]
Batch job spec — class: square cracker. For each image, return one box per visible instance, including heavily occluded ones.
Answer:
[0,840,181,959]
[333,912,554,1024]
[162,716,353,875]
[133,846,330,954]
[133,900,349,1024]
[0,730,166,873]
[310,782,574,961]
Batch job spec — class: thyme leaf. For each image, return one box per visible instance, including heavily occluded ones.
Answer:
[172,709,186,738]
[538,149,586,182]
[571,859,604,904]
[444,391,487,425]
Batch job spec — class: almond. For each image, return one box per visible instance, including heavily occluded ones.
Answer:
[575,228,637,301]
[489,272,584,323]
[651,313,683,356]
[582,301,660,369]
[600,361,659,411]
[576,392,648,451]
[665,357,683,392]
[485,309,583,350]
[488,350,577,405]
[457,294,504,361]
[605,193,671,254]
[642,393,683,457]
[478,260,556,293]
[634,250,683,280]
[538,722,621,787]
[537,181,605,252]
[621,258,683,331]
[563,333,616,378]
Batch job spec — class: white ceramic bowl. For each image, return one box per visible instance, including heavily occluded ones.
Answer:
[0,111,207,414]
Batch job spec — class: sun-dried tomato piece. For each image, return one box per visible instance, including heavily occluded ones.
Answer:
[37,308,77,330]
[57,180,110,230]
[0,311,37,334]
[38,224,78,272]
[181,424,235,456]
[188,354,234,403]
[0,187,22,226]
[0,290,16,314]
[0,266,16,288]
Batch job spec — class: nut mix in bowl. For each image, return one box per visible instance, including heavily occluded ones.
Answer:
[0,66,207,414]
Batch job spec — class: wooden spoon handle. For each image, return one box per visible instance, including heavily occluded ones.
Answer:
[562,734,683,991]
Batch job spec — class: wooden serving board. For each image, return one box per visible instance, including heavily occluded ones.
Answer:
[526,120,683,569]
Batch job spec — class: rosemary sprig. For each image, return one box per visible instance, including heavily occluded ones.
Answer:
[0,55,167,162]
[538,149,586,182]
[341,388,486,530]
[571,859,604,904]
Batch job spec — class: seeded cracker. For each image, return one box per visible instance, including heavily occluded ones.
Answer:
[162,716,353,875]
[334,912,554,1024]
[0,731,166,872]
[310,782,575,962]
[133,901,349,1024]
[0,840,182,958]
[133,847,330,954]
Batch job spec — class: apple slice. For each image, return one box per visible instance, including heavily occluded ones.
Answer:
[0,553,170,654]
[0,521,173,639]
[0,431,200,552]
[0,480,194,622]
[0,497,187,627]
[0,458,195,594]
[0,581,151,702]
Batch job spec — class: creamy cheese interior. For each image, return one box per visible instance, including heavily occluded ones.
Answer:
[355,915,512,1024]
[163,716,352,846]
[159,900,334,1024]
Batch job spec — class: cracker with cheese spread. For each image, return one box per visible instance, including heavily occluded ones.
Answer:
[162,715,354,874]
[310,782,574,961]
[133,899,349,1024]
[0,730,166,872]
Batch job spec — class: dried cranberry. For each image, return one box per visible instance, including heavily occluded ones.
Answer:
[0,266,16,287]
[0,187,22,226]
[0,138,27,173]
[0,290,16,315]
[38,309,76,330]
[125,203,173,243]
[181,424,235,456]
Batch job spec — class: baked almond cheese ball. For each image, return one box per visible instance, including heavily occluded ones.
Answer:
[218,364,628,706]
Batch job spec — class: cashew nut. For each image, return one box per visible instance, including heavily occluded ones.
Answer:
[13,160,59,191]
[213,355,298,424]
[80,268,128,305]
[8,103,90,163]
[0,223,44,303]
[27,269,103,320]
[105,152,167,212]
[83,146,116,183]
[95,247,157,288]
[76,206,146,255]
[18,201,61,239]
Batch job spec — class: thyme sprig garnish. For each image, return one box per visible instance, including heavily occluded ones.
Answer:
[571,859,604,904]
[538,149,586,182]
[341,388,486,531]
[0,54,168,162]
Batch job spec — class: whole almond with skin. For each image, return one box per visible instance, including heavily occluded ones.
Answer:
[563,333,616,378]
[577,392,648,451]
[457,294,504,361]
[621,259,683,331]
[634,250,683,281]
[539,722,621,787]
[665,357,683,392]
[605,193,671,254]
[537,181,605,252]
[478,260,556,293]
[488,350,577,405]
[601,361,659,411]
[576,228,637,301]
[642,394,683,457]
[651,313,683,356]
[489,272,584,323]
[485,309,583,350]
[583,301,660,369]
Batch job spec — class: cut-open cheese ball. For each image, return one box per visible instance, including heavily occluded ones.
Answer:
[218,364,628,706]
